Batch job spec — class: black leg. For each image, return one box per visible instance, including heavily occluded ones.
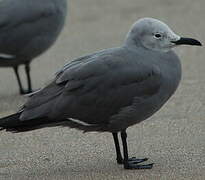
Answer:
[25,63,32,93]
[13,66,24,94]
[120,129,153,169]
[112,133,123,164]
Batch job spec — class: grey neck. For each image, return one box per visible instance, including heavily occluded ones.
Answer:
[124,35,144,50]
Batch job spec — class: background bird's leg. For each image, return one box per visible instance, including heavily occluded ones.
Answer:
[25,63,32,94]
[13,66,24,94]
[112,133,123,164]
[120,129,153,169]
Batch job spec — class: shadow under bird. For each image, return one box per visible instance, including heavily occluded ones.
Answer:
[0,18,202,169]
[0,0,67,94]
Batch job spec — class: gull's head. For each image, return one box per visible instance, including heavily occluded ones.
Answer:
[125,17,202,52]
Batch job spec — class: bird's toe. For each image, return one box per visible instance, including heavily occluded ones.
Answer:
[128,157,149,164]
[124,162,154,170]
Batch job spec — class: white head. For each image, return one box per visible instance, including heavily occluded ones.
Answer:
[125,18,202,52]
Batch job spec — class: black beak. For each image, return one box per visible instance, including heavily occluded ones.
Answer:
[171,37,202,46]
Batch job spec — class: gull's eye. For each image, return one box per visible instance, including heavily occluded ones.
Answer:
[154,33,162,39]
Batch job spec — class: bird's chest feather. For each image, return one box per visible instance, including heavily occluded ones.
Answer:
[128,55,182,123]
[159,58,182,101]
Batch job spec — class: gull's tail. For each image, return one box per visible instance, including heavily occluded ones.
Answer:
[0,113,106,133]
[0,112,60,133]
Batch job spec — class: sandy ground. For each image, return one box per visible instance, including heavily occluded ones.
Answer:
[0,0,205,179]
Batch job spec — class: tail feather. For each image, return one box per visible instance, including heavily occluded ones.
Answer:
[0,113,21,131]
[0,112,63,133]
[0,113,105,133]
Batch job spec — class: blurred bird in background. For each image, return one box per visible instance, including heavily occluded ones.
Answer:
[0,0,67,94]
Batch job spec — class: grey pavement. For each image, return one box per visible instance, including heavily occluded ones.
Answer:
[0,0,205,179]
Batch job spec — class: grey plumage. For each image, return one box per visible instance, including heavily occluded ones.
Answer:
[20,47,181,132]
[0,18,202,169]
[0,0,67,94]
